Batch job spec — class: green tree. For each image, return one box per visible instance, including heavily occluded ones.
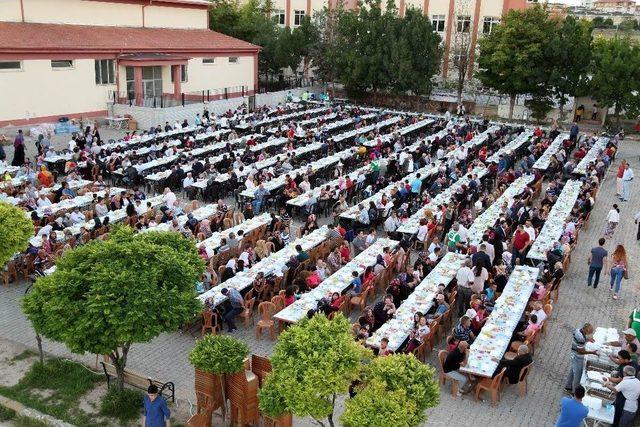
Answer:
[389,7,442,95]
[591,36,640,126]
[341,353,439,427]
[525,95,555,123]
[22,227,204,390]
[618,19,638,31]
[258,314,371,427]
[309,4,348,94]
[477,5,555,119]
[0,201,34,268]
[548,16,593,120]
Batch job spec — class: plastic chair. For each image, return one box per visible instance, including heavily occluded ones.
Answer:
[201,310,219,336]
[256,302,276,340]
[238,297,256,327]
[475,367,506,405]
[437,350,459,399]
[348,288,369,314]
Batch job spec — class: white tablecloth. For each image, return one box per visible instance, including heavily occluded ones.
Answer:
[333,116,402,143]
[466,174,535,245]
[367,252,468,350]
[486,129,534,163]
[197,225,330,306]
[461,266,538,377]
[574,137,609,175]
[199,212,272,256]
[532,133,568,170]
[30,187,125,217]
[274,238,399,323]
[362,118,433,147]
[527,179,582,261]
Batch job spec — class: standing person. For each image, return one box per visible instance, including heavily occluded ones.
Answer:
[608,244,628,300]
[634,210,640,241]
[12,130,25,166]
[511,224,530,266]
[605,204,621,238]
[587,238,608,289]
[555,385,589,427]
[569,122,579,143]
[456,259,474,317]
[565,323,598,393]
[605,365,640,427]
[617,160,628,197]
[142,384,171,427]
[621,163,634,202]
[628,308,640,339]
[220,287,244,332]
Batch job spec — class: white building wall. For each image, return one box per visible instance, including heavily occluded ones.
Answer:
[182,56,256,94]
[112,88,318,130]
[145,5,208,29]
[0,59,114,124]
[5,0,208,29]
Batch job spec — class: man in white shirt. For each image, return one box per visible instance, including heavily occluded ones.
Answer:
[524,220,536,241]
[530,301,547,325]
[357,204,370,226]
[365,229,377,247]
[299,176,311,193]
[37,194,52,207]
[457,223,469,244]
[384,212,400,235]
[481,237,495,265]
[622,164,634,202]
[162,187,177,208]
[607,365,640,426]
[69,208,86,224]
[173,120,181,130]
[183,172,195,189]
[68,138,77,151]
[456,259,474,317]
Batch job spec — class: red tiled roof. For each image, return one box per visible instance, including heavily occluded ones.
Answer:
[0,22,260,56]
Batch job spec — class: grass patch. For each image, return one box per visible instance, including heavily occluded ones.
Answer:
[100,387,143,422]
[0,359,105,427]
[14,415,50,427]
[0,404,17,421]
[11,350,37,362]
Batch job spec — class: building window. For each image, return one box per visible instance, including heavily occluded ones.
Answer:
[456,15,471,33]
[273,9,285,25]
[170,64,188,83]
[94,59,115,84]
[51,60,73,69]
[483,17,500,34]
[202,58,216,65]
[432,15,445,32]
[293,10,305,26]
[229,57,239,64]
[0,61,22,71]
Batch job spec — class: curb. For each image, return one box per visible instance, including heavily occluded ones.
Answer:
[0,395,75,427]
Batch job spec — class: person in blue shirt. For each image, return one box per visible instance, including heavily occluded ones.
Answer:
[410,173,422,197]
[350,271,362,294]
[143,384,171,427]
[555,385,589,427]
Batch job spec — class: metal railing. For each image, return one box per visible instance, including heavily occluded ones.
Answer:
[109,85,250,108]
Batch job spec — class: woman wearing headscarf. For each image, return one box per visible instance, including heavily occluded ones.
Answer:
[12,130,25,166]
[37,165,54,187]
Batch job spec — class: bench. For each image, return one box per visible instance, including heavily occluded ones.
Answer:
[101,361,175,402]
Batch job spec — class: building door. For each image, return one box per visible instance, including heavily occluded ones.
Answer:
[142,66,162,107]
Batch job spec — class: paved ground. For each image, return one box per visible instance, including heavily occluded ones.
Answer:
[2,130,640,425]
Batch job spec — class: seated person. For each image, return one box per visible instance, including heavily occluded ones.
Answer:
[494,344,533,385]
[443,341,471,395]
[453,316,475,344]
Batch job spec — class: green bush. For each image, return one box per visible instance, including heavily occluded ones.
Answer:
[100,387,143,422]
[0,404,17,421]
[0,201,35,268]
[14,415,51,427]
[189,335,249,374]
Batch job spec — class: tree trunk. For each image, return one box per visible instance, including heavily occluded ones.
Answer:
[615,104,621,127]
[110,344,130,391]
[219,374,228,423]
[558,100,565,123]
[326,393,336,427]
[508,95,516,121]
[35,334,44,364]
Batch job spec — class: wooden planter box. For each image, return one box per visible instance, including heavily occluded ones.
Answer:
[194,368,224,413]
[263,413,293,427]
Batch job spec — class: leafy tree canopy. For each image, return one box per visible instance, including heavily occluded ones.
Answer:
[259,313,371,427]
[341,354,440,427]
[0,201,34,268]
[590,36,640,124]
[189,335,249,374]
[22,227,204,387]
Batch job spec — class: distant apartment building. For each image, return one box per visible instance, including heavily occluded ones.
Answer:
[265,0,536,79]
[593,0,638,12]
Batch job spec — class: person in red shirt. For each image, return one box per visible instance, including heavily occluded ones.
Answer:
[617,159,627,196]
[287,127,295,139]
[574,147,587,160]
[511,224,531,266]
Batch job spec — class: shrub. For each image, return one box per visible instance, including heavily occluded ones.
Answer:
[100,387,143,422]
